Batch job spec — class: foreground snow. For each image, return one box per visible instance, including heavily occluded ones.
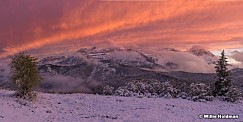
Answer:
[0,89,242,122]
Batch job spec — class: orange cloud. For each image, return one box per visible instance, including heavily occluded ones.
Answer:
[0,0,243,57]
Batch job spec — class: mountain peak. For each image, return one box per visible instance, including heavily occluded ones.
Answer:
[158,48,181,52]
[188,46,214,57]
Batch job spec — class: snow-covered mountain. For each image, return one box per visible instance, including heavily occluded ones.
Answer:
[35,46,221,78]
[189,47,215,57]
[157,48,181,52]
[137,47,218,73]
[1,47,242,94]
[39,47,218,73]
[188,47,218,65]
[39,56,87,66]
[77,47,158,67]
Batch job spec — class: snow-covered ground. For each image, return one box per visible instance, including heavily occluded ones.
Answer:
[0,89,242,122]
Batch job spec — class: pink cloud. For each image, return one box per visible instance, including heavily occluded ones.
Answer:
[0,0,243,57]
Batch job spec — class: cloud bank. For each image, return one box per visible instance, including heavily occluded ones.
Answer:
[0,0,243,57]
[230,51,243,68]
[38,75,101,93]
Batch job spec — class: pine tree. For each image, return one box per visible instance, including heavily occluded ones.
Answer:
[214,50,232,96]
[10,53,42,100]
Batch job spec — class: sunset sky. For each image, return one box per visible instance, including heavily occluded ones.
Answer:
[0,0,243,58]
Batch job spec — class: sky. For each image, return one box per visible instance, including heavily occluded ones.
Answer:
[0,0,243,58]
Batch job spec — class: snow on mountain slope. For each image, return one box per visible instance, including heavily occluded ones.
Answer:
[105,50,155,67]
[140,48,217,73]
[37,47,219,73]
[188,46,218,65]
[0,89,243,122]
[39,53,90,66]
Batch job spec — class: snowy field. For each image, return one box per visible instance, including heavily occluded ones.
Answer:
[0,89,243,122]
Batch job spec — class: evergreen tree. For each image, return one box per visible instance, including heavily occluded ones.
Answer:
[10,53,42,100]
[214,50,231,96]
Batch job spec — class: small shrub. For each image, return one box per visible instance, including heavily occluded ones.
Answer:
[114,87,132,97]
[177,92,188,99]
[223,86,242,102]
[159,82,179,98]
[188,83,213,101]
[114,79,179,98]
[103,85,115,95]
